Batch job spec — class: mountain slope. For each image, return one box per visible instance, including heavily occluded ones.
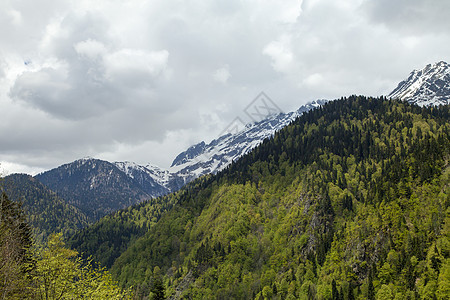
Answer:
[66,179,200,269]
[109,97,449,299]
[2,173,89,242]
[113,161,170,196]
[388,61,450,106]
[35,158,151,220]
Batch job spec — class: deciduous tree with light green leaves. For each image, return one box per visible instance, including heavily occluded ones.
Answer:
[33,233,133,299]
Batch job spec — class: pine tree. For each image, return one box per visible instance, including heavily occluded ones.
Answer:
[150,266,165,300]
[331,279,339,300]
[367,269,375,300]
[347,282,355,300]
[0,191,34,299]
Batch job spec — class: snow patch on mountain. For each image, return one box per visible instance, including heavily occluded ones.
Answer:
[114,161,169,196]
[388,61,450,106]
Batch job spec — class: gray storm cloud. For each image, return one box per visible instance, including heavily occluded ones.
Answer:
[1,0,450,174]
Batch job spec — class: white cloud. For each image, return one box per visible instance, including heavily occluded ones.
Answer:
[400,36,420,50]
[0,161,44,176]
[263,35,294,73]
[213,65,231,84]
[254,0,303,24]
[277,0,303,23]
[104,49,169,81]
[74,39,107,59]
[303,73,323,87]
[6,9,22,26]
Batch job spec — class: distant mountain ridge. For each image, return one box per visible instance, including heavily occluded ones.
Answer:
[388,61,450,106]
[35,158,152,220]
[31,61,450,221]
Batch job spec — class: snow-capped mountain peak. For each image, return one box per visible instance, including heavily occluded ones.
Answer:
[388,61,450,106]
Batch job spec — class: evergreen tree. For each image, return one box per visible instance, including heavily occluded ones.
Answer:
[150,266,165,300]
[367,269,375,300]
[331,279,339,300]
[347,282,355,300]
[0,191,34,299]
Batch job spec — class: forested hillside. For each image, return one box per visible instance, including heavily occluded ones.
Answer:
[1,174,89,243]
[0,191,132,299]
[103,96,449,299]
[66,179,211,268]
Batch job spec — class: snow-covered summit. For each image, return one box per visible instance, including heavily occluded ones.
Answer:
[388,61,450,106]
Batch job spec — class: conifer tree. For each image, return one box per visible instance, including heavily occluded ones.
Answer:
[150,266,165,300]
[0,191,34,299]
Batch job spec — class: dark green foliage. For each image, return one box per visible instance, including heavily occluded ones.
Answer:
[150,267,165,300]
[0,191,33,265]
[367,269,375,300]
[331,279,339,300]
[68,216,146,269]
[347,281,355,300]
[2,174,89,243]
[0,191,35,298]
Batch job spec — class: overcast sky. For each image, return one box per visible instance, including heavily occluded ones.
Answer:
[1,0,450,175]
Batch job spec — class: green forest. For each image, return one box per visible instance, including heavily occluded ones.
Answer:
[0,191,132,299]
[2,174,89,244]
[72,96,450,299]
[1,96,449,299]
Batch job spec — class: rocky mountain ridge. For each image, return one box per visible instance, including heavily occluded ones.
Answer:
[388,61,450,106]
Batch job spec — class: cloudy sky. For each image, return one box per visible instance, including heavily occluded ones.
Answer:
[1,0,450,175]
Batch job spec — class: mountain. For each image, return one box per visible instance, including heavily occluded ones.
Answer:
[35,158,152,220]
[116,100,328,195]
[169,100,327,179]
[52,100,328,219]
[388,60,450,106]
[79,97,449,299]
[1,173,89,242]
